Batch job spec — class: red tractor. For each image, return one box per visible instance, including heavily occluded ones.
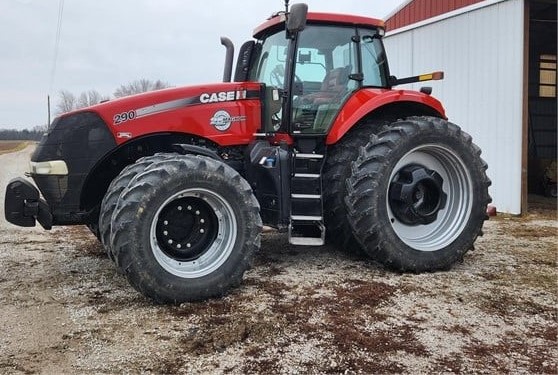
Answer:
[5,4,490,303]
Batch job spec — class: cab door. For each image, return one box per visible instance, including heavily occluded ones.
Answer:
[290,25,359,134]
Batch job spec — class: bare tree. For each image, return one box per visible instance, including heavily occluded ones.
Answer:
[56,89,109,114]
[113,79,170,98]
[77,90,108,108]
[32,124,49,134]
[56,90,76,114]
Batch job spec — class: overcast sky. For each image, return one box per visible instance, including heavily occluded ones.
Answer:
[0,0,405,129]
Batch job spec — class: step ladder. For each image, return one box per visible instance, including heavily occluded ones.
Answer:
[289,152,326,245]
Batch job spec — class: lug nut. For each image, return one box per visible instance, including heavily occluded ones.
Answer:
[164,220,168,225]
[178,206,183,211]
[195,210,200,215]
[163,230,168,236]
[168,239,173,244]
[177,244,182,249]
[200,219,205,224]
[187,206,192,210]
[186,243,191,248]
[200,229,205,233]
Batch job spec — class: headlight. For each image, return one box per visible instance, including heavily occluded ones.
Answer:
[29,161,68,175]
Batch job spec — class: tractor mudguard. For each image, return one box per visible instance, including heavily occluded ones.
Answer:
[173,144,221,160]
[325,88,446,145]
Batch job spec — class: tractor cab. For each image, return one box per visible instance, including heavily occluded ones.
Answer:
[234,5,389,137]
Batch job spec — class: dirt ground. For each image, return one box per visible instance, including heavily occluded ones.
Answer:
[0,145,556,374]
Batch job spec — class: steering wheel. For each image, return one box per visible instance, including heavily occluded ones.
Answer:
[270,64,285,87]
[270,64,302,88]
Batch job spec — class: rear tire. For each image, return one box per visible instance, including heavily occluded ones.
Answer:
[323,123,386,254]
[110,155,261,303]
[345,116,491,272]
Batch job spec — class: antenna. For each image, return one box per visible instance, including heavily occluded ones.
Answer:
[47,95,51,126]
[284,0,289,13]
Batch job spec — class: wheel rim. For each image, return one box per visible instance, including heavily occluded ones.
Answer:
[386,144,473,252]
[150,188,237,278]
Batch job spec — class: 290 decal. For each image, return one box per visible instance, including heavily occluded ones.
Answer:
[113,110,136,125]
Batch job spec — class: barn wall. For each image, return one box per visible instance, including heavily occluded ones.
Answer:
[386,0,484,31]
[384,0,524,214]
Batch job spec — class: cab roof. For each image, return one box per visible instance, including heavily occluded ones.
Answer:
[253,12,385,39]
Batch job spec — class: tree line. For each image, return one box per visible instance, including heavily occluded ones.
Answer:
[0,79,169,140]
[57,79,169,113]
[0,126,48,141]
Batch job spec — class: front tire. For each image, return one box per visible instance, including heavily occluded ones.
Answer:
[86,222,101,241]
[110,155,261,303]
[346,116,491,272]
[99,154,178,261]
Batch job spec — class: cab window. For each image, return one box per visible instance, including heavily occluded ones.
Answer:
[292,25,358,133]
[249,32,289,89]
[359,30,389,87]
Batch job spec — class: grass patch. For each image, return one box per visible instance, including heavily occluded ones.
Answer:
[475,288,555,319]
[463,334,557,374]
[0,140,30,155]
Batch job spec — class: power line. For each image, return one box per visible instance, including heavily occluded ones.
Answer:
[48,0,65,94]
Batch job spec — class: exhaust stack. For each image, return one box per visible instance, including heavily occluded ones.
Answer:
[220,37,234,82]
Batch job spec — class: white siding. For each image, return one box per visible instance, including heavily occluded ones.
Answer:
[384,0,524,214]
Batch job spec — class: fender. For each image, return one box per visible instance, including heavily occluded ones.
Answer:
[325,88,446,145]
[172,143,221,160]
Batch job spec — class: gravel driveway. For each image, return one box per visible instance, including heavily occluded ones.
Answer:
[0,146,556,374]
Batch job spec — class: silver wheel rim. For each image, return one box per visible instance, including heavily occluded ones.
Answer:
[150,188,237,278]
[386,144,473,251]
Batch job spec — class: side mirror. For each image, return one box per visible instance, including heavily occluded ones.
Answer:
[234,41,255,82]
[287,3,308,34]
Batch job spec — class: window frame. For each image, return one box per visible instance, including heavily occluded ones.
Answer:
[539,54,557,98]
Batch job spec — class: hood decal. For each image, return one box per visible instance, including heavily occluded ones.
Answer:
[131,89,260,122]
[210,110,247,131]
[135,97,200,119]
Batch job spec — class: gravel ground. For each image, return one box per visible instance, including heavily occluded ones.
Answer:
[0,146,556,374]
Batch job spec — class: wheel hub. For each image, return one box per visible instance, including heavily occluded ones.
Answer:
[155,197,218,261]
[389,164,447,225]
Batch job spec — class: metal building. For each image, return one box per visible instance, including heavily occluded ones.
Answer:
[384,0,557,214]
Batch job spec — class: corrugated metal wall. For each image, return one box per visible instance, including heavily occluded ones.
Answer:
[386,0,485,31]
[384,0,524,214]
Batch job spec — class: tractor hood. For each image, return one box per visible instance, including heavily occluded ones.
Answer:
[58,81,262,146]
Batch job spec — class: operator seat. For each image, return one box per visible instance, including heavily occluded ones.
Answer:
[293,66,352,132]
[302,66,351,105]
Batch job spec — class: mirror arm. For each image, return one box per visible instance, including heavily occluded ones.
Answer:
[390,71,444,87]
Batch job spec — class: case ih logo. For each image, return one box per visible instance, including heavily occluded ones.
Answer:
[199,90,247,103]
[210,110,246,131]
